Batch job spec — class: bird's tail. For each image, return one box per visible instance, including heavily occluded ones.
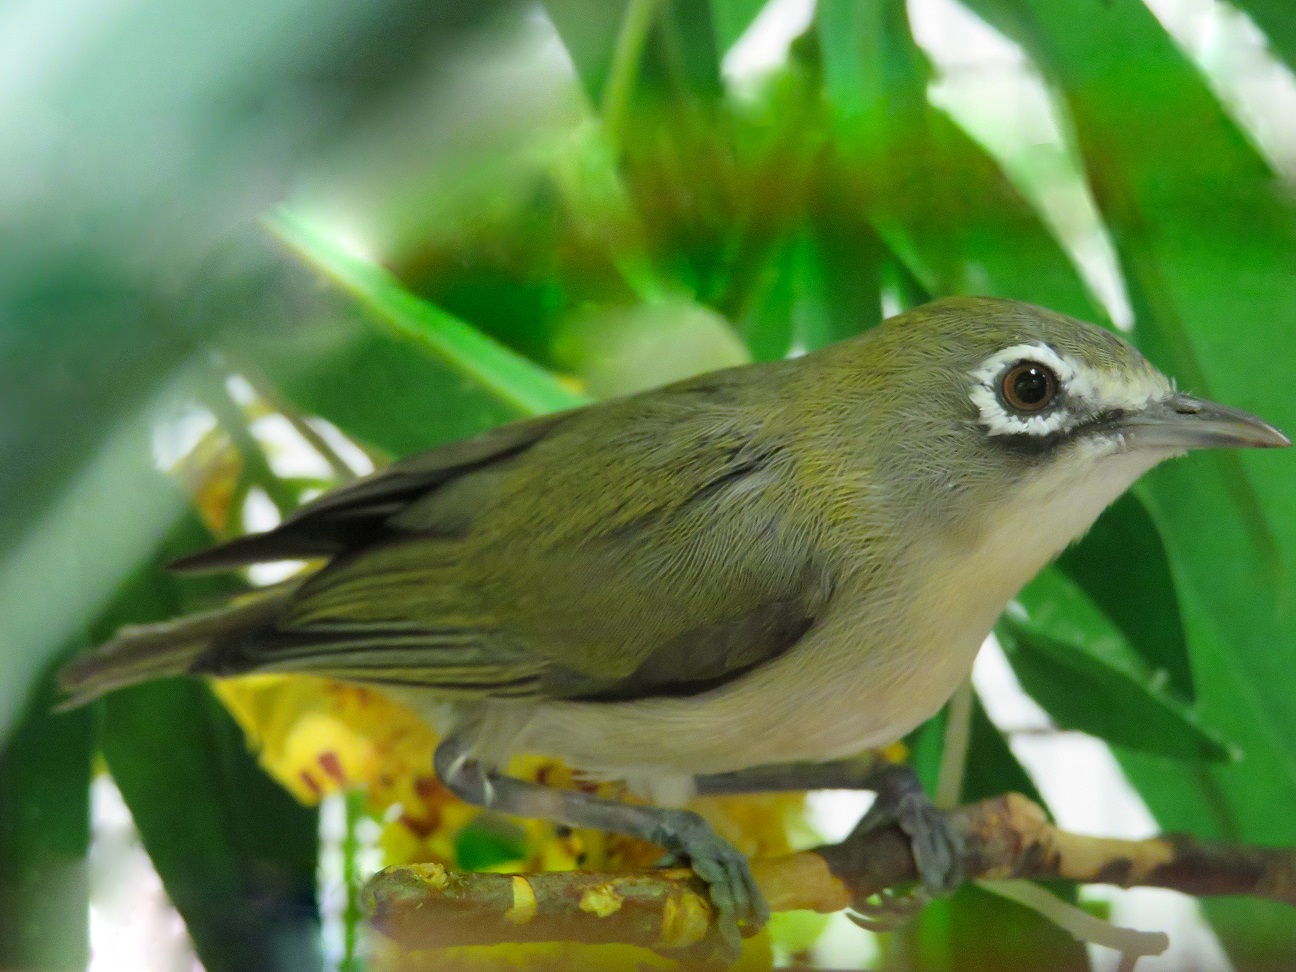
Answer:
[57,586,292,710]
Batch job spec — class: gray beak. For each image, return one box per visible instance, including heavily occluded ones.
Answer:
[1122,393,1291,451]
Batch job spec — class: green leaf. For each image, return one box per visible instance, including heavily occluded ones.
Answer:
[900,701,1089,970]
[0,0,527,741]
[711,0,770,58]
[1056,491,1193,700]
[0,369,195,739]
[540,0,634,106]
[732,236,800,362]
[909,694,1049,807]
[207,217,588,460]
[733,224,883,360]
[553,300,750,398]
[958,0,1296,957]
[100,514,322,972]
[1230,1,1296,74]
[269,209,586,418]
[454,815,530,872]
[814,0,1103,321]
[895,697,1090,972]
[999,568,1231,762]
[650,2,724,99]
[0,670,93,971]
[892,883,1089,972]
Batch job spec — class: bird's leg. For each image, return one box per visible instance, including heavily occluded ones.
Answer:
[433,733,767,956]
[693,753,893,795]
[694,756,964,928]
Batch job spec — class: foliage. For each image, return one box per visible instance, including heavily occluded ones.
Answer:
[2,0,1294,970]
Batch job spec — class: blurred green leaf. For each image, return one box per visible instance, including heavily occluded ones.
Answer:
[910,694,1047,807]
[781,233,844,352]
[1057,491,1193,700]
[893,883,1089,972]
[101,514,321,972]
[554,300,750,397]
[1232,1,1296,74]
[815,0,1104,321]
[270,209,586,417]
[731,235,801,362]
[897,698,1089,971]
[0,373,194,740]
[454,815,530,872]
[711,0,770,58]
[541,0,634,106]
[650,2,724,99]
[999,568,1230,762]
[743,229,883,356]
[203,216,588,461]
[219,247,521,458]
[544,0,721,108]
[0,672,93,971]
[959,0,1296,959]
[0,0,531,740]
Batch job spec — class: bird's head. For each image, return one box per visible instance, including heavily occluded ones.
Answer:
[822,296,1289,572]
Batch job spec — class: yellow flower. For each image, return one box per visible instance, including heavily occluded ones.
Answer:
[214,673,809,970]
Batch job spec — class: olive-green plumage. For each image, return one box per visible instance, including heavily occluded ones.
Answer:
[61,296,1288,782]
[58,295,1289,944]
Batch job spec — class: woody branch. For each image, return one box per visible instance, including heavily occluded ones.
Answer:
[365,793,1296,954]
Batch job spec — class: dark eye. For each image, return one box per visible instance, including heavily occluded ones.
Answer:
[1001,361,1058,412]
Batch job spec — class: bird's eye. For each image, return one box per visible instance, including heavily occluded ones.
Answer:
[1001,361,1058,413]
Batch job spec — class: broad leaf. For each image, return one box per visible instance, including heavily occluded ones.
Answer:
[541,0,635,106]
[1231,1,1296,75]
[712,0,772,58]
[1056,491,1192,700]
[958,0,1296,959]
[0,0,524,740]
[902,701,1087,970]
[208,216,588,462]
[0,671,93,971]
[814,0,1104,321]
[100,513,321,972]
[999,568,1230,762]
[269,210,585,419]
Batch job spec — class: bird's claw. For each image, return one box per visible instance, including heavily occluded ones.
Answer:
[653,809,769,958]
[847,764,964,924]
[847,886,929,931]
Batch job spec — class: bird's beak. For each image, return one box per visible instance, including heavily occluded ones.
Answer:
[1122,393,1291,451]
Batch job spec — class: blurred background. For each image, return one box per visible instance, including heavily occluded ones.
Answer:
[2,0,1295,970]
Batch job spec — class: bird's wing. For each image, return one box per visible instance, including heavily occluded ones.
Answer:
[169,410,573,572]
[199,366,836,702]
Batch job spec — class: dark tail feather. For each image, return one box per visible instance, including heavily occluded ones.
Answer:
[56,587,292,709]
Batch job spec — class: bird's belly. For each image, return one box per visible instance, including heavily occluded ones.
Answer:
[492,604,987,786]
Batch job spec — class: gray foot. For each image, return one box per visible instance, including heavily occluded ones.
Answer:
[652,809,769,954]
[433,733,767,958]
[847,764,963,927]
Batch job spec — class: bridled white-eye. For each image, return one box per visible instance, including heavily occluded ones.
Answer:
[60,296,1290,952]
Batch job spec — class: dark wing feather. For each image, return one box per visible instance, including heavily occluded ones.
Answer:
[168,411,572,572]
[543,596,816,701]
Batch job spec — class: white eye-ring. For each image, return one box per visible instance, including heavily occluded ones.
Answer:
[969,343,1075,437]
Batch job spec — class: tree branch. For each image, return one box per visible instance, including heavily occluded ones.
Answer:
[365,793,1296,955]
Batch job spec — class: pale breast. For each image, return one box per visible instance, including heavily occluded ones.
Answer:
[456,445,1169,792]
[492,579,988,781]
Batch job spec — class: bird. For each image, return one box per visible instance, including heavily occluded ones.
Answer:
[59,295,1290,952]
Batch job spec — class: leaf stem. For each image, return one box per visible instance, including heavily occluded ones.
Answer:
[935,679,973,809]
[197,368,299,518]
[600,0,663,144]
